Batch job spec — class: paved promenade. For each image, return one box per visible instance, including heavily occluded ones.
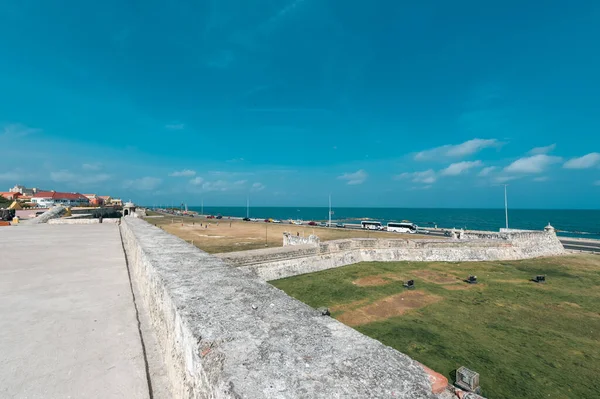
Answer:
[0,224,150,398]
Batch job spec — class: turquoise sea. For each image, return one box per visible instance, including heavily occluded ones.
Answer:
[184,207,600,240]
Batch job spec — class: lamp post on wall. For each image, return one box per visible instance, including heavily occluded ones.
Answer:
[504,184,509,229]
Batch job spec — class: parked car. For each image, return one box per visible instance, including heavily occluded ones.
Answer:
[216,214,223,219]
[206,215,215,219]
[336,223,345,228]
[242,217,251,221]
[319,222,327,227]
[272,219,282,223]
[264,218,270,223]
[307,221,317,226]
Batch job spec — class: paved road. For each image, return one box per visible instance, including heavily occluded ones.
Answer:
[560,238,600,254]
[0,224,151,399]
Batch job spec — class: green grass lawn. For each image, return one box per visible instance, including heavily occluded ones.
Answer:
[270,255,600,399]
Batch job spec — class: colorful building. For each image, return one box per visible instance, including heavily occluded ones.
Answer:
[83,194,105,206]
[8,185,46,196]
[0,192,21,201]
[31,191,90,208]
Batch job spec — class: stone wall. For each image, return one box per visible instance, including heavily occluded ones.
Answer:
[217,231,565,281]
[120,217,441,399]
[48,218,120,225]
[282,232,320,246]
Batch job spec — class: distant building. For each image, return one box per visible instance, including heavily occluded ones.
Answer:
[0,192,21,201]
[83,194,105,206]
[111,198,123,207]
[31,191,90,208]
[99,195,112,204]
[8,185,46,196]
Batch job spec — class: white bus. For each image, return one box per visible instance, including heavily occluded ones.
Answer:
[361,220,382,230]
[387,222,418,234]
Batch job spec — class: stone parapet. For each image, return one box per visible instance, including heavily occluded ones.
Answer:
[120,217,440,399]
[48,218,120,225]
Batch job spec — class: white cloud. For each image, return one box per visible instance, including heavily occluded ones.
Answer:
[251,182,265,192]
[595,180,600,186]
[478,166,497,177]
[414,138,499,161]
[338,169,367,185]
[1,123,42,138]
[82,163,102,171]
[50,170,111,184]
[533,176,549,182]
[409,185,432,191]
[494,175,521,184]
[563,152,600,169]
[123,177,162,191]
[170,169,196,177]
[504,154,562,174]
[189,177,204,185]
[165,122,185,130]
[528,144,556,155]
[395,169,437,184]
[208,171,254,178]
[440,160,482,176]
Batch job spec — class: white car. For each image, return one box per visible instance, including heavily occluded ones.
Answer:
[272,219,282,223]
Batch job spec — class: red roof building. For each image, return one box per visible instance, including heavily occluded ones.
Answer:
[31,191,90,207]
[0,192,21,200]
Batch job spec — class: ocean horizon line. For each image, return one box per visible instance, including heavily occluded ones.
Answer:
[158,205,600,211]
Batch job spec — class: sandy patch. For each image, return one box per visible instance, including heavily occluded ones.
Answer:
[352,274,404,287]
[336,291,442,327]
[413,270,460,285]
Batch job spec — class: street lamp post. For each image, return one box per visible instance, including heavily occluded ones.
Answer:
[504,184,509,229]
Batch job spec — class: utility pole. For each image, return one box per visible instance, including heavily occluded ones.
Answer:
[201,198,204,216]
[247,196,250,218]
[265,223,268,247]
[328,194,332,227]
[504,184,509,229]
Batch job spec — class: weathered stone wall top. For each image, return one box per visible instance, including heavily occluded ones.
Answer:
[121,218,438,399]
[283,232,320,246]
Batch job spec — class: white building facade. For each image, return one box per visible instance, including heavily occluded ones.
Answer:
[31,192,90,207]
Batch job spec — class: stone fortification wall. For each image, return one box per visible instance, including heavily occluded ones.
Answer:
[120,217,440,399]
[282,232,320,246]
[48,218,120,225]
[218,231,565,281]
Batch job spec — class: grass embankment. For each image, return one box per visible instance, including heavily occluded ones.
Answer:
[145,216,433,253]
[270,255,600,399]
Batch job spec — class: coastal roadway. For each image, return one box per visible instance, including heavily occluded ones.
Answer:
[560,238,600,254]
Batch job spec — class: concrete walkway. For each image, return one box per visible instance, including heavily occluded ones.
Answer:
[0,224,150,399]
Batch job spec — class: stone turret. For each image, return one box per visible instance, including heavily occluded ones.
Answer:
[123,201,136,217]
[544,223,556,234]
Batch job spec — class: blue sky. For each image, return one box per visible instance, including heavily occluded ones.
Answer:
[1,0,599,208]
